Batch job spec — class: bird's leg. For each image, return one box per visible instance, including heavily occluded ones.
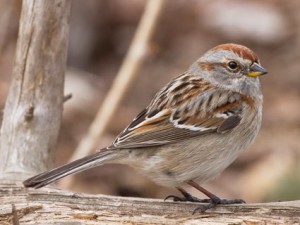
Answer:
[187,180,246,214]
[165,187,211,203]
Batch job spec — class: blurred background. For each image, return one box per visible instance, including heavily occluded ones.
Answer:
[0,0,299,203]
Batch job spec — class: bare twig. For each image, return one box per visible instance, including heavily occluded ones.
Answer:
[0,0,14,53]
[63,93,73,103]
[61,0,167,188]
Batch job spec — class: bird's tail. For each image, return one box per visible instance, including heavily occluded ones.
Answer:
[23,149,116,188]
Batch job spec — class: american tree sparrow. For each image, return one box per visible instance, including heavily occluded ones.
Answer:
[24,43,268,213]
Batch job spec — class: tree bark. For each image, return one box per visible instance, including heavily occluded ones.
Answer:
[0,185,299,225]
[0,0,72,182]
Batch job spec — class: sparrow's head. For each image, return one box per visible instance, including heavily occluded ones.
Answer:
[190,43,267,97]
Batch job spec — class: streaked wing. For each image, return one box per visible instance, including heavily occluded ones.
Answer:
[110,73,244,149]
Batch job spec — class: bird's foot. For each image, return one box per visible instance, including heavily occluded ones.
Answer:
[192,196,246,214]
[165,188,211,203]
[165,186,245,214]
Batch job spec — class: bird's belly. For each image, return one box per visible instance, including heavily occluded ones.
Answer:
[128,116,260,187]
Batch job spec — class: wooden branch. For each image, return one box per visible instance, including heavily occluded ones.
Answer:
[66,0,167,171]
[0,185,299,224]
[0,0,72,181]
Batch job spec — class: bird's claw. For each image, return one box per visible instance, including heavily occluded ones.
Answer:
[192,198,246,214]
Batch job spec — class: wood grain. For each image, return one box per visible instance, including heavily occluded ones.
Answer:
[0,185,299,225]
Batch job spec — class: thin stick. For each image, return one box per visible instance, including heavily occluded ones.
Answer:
[0,1,13,53]
[60,0,167,188]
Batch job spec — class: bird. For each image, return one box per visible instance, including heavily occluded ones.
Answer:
[23,43,268,213]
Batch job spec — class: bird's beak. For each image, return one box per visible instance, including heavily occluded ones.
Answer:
[247,63,268,77]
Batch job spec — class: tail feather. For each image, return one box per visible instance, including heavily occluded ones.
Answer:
[23,150,115,188]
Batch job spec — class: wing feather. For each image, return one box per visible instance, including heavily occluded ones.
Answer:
[110,73,244,149]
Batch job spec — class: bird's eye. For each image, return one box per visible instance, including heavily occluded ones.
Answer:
[227,61,239,71]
